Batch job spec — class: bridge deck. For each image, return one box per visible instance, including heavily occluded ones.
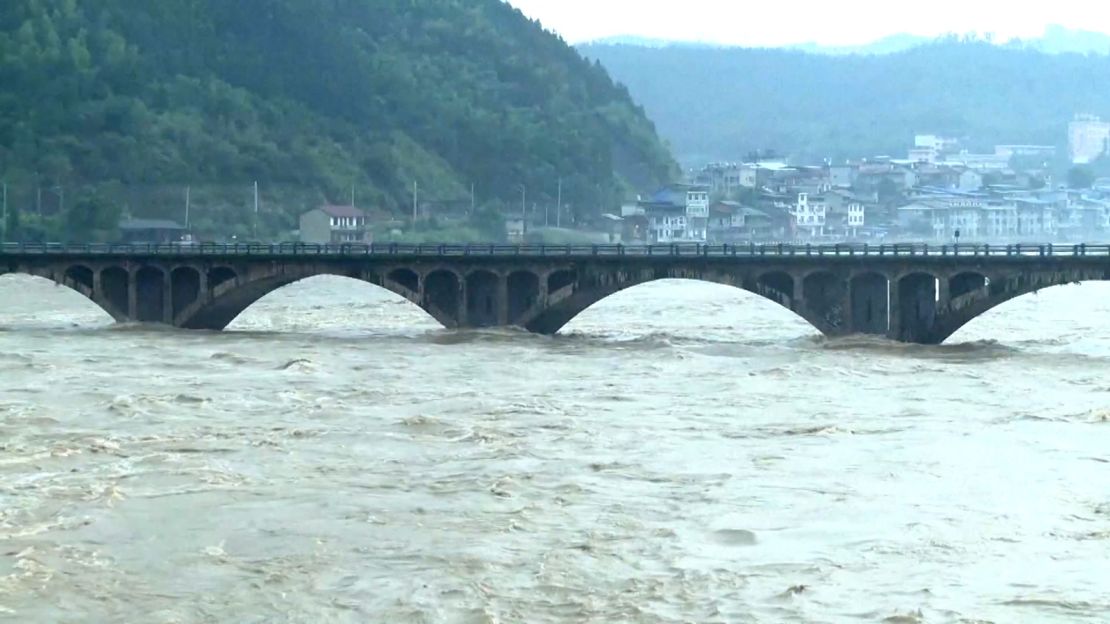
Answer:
[3,241,1110,260]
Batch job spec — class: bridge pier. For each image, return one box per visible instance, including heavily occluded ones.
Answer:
[849,273,889,335]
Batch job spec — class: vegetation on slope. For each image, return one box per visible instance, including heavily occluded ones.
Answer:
[0,0,677,241]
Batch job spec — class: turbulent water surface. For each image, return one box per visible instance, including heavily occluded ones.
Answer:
[0,274,1108,623]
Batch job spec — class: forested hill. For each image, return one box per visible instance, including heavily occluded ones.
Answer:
[0,0,676,240]
[579,41,1110,165]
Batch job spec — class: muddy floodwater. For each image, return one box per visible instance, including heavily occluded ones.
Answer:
[1,274,1108,623]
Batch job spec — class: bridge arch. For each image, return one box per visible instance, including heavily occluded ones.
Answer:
[388,268,420,294]
[926,270,1110,344]
[172,266,202,320]
[209,266,238,291]
[754,271,794,309]
[950,271,990,300]
[177,270,444,331]
[100,267,130,317]
[944,281,1110,344]
[65,265,94,291]
[523,272,821,336]
[424,270,461,326]
[507,270,540,321]
[548,269,576,295]
[0,270,118,323]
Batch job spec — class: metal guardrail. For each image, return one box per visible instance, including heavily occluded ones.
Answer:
[2,241,1110,258]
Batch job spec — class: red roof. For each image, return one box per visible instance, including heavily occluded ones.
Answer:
[318,205,366,218]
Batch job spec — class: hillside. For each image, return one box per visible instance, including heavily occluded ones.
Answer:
[0,0,676,241]
[579,40,1110,165]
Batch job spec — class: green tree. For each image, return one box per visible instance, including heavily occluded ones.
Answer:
[63,191,121,242]
[0,0,677,242]
[1067,166,1096,189]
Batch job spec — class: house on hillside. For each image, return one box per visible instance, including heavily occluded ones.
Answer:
[791,192,827,238]
[824,190,870,238]
[638,184,710,243]
[299,205,370,244]
[708,201,775,242]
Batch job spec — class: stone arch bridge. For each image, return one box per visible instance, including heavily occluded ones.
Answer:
[2,242,1108,344]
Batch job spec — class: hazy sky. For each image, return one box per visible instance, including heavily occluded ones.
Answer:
[507,0,1110,46]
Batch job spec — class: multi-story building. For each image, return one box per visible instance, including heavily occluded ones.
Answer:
[982,203,1019,238]
[898,195,984,240]
[299,205,370,244]
[638,185,710,243]
[695,163,744,195]
[1068,114,1110,164]
[792,192,827,238]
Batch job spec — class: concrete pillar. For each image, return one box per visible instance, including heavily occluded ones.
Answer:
[457,275,468,328]
[538,270,550,305]
[127,267,138,320]
[850,273,890,335]
[840,286,853,335]
[937,275,951,312]
[887,278,901,341]
[791,275,804,311]
[497,273,509,325]
[890,273,938,343]
[162,270,174,324]
[198,268,209,305]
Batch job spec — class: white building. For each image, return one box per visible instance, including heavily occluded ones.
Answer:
[640,185,709,243]
[1068,114,1110,164]
[792,192,826,237]
[684,188,709,242]
[983,203,1019,238]
[847,202,866,232]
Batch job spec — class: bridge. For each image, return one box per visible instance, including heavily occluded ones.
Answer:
[2,242,1109,344]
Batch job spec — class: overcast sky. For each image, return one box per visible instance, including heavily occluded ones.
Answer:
[506,0,1110,46]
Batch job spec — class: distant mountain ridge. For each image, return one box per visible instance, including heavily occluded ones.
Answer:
[582,25,1110,56]
[578,40,1110,165]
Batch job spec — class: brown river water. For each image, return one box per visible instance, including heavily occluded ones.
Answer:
[0,274,1108,623]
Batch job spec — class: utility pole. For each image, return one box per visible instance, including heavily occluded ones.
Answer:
[351,184,356,208]
[557,177,562,228]
[253,181,259,215]
[412,181,418,224]
[185,185,191,230]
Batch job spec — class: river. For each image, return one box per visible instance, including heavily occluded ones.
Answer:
[0,274,1107,623]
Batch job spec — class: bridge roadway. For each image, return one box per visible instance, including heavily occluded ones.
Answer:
[3,241,1110,344]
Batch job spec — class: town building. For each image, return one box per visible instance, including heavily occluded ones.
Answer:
[504,216,526,243]
[1068,114,1110,164]
[118,219,188,244]
[638,185,710,243]
[791,192,827,238]
[299,205,370,244]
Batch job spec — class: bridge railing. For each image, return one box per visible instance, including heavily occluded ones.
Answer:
[3,241,1110,258]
